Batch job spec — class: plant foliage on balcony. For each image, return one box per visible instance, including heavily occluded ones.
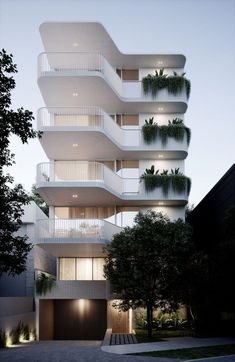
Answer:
[36,272,55,296]
[140,166,191,196]
[142,117,191,146]
[142,69,191,99]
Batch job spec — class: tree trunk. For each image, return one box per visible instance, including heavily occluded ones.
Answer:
[146,303,153,339]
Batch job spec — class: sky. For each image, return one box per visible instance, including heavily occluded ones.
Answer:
[0,0,234,207]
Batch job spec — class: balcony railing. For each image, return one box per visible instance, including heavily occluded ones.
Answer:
[36,161,139,195]
[38,52,188,102]
[37,218,122,243]
[37,107,188,151]
[36,161,189,201]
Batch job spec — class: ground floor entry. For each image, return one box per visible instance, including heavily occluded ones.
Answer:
[39,299,129,340]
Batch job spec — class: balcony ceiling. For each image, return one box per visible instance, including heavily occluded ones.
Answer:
[36,184,187,207]
[38,75,187,114]
[36,242,106,257]
[40,22,186,68]
[39,129,188,161]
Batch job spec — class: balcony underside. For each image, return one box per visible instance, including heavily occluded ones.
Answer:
[36,242,106,258]
[38,280,108,299]
[38,75,187,113]
[36,183,188,207]
[39,129,188,160]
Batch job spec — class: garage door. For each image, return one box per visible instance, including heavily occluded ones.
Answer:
[53,299,107,340]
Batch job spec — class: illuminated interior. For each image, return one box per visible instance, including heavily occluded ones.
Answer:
[59,257,106,280]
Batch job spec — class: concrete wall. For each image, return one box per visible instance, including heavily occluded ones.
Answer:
[0,297,34,317]
[0,297,35,335]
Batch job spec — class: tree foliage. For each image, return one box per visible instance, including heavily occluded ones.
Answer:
[104,211,203,338]
[29,184,49,216]
[0,49,39,276]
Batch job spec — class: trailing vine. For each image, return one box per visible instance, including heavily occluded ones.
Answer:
[142,117,191,146]
[140,166,191,196]
[142,69,191,99]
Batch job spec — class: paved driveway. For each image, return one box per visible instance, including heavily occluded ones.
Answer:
[0,340,176,362]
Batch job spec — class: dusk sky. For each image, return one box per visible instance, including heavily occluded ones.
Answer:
[0,0,234,207]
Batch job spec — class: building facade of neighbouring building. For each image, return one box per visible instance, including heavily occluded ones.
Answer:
[187,164,235,335]
[36,22,191,340]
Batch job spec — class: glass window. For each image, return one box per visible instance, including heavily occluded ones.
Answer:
[60,258,75,280]
[93,258,105,280]
[76,258,92,280]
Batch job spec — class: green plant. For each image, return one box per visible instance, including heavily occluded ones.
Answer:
[142,165,159,176]
[142,69,191,99]
[142,117,191,146]
[30,328,37,341]
[140,167,191,195]
[36,272,55,296]
[10,321,22,344]
[0,328,6,348]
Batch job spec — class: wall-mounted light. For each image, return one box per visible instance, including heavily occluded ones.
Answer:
[72,194,78,198]
[72,92,78,97]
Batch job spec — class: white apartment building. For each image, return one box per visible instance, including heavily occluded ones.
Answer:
[36,22,190,340]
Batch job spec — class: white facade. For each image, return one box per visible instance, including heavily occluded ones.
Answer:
[35,22,190,340]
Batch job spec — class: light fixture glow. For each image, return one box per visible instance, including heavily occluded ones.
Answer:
[72,42,79,47]
[157,61,163,65]
[72,92,78,97]
[158,154,164,158]
[159,202,164,205]
[72,143,78,147]
[72,194,78,198]
[158,107,164,111]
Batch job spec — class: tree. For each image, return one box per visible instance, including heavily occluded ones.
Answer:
[104,211,202,338]
[29,184,49,216]
[0,49,39,276]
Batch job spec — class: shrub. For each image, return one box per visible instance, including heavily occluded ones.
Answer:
[0,328,6,348]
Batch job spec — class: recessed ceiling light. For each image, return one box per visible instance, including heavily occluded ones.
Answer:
[72,143,78,147]
[72,92,78,97]
[72,42,79,47]
[72,194,78,198]
[158,107,164,111]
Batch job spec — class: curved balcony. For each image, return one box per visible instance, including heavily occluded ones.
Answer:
[36,161,189,206]
[37,218,122,243]
[36,218,121,257]
[37,107,188,160]
[38,52,188,113]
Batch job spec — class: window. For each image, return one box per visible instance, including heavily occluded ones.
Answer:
[59,258,105,280]
[59,258,76,280]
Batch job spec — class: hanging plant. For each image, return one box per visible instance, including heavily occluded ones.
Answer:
[140,167,191,196]
[36,272,56,296]
[167,72,191,99]
[142,117,191,146]
[142,69,191,99]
